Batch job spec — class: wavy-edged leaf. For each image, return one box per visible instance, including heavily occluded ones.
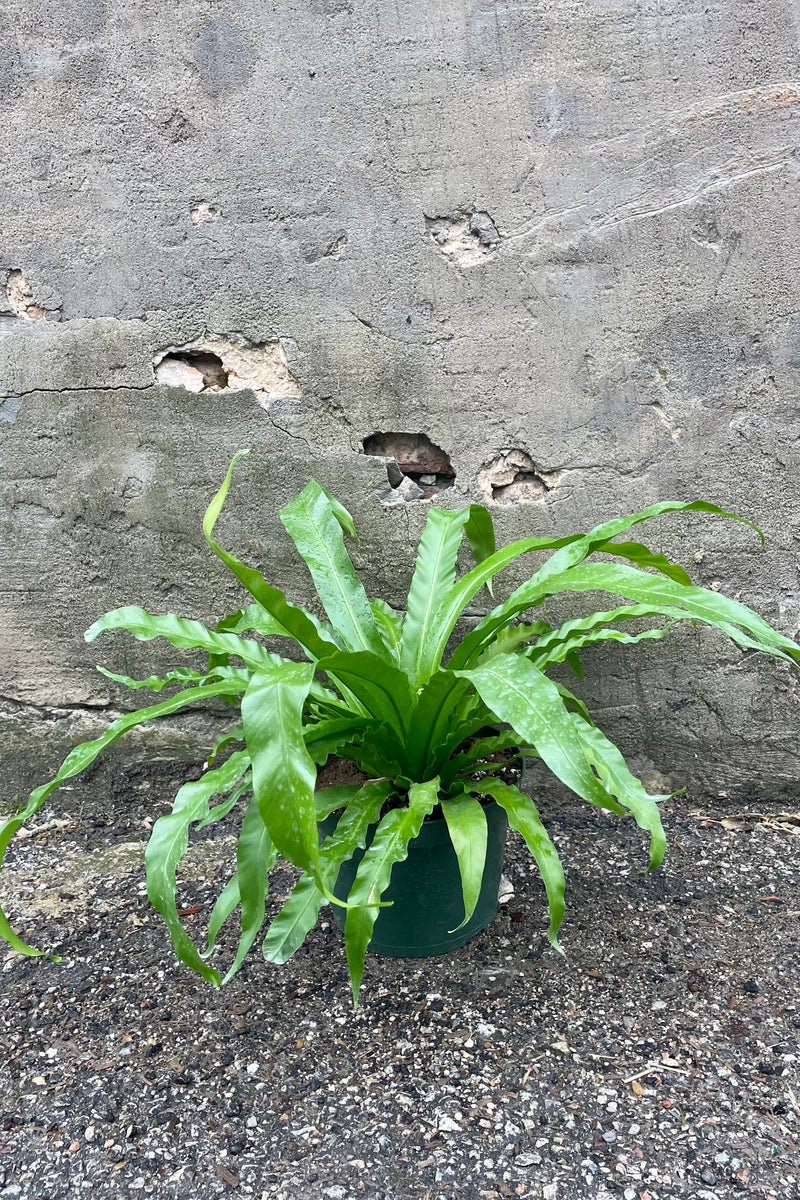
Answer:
[304,716,377,765]
[464,504,496,596]
[569,714,670,870]
[531,603,687,661]
[595,540,691,586]
[97,665,206,692]
[371,599,404,660]
[315,786,363,821]
[221,796,278,983]
[440,794,488,930]
[528,563,800,663]
[144,749,252,986]
[241,663,321,880]
[530,621,678,670]
[463,778,565,948]
[229,602,343,652]
[455,656,624,815]
[203,451,339,661]
[450,500,765,669]
[399,508,471,686]
[477,620,550,664]
[194,769,252,831]
[86,607,286,673]
[421,533,582,683]
[318,650,415,739]
[0,679,246,959]
[344,778,440,1007]
[263,781,392,964]
[538,499,762,583]
[205,786,363,962]
[336,722,410,783]
[441,727,532,789]
[280,480,386,658]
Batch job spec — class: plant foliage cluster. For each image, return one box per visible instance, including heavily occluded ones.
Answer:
[2,451,797,1004]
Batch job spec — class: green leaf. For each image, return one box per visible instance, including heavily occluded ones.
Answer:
[241,663,321,880]
[317,482,359,539]
[204,874,241,958]
[203,451,339,661]
[405,670,472,779]
[370,599,404,659]
[207,609,248,673]
[97,665,206,692]
[304,717,377,765]
[315,786,363,821]
[263,781,391,964]
[261,874,325,966]
[551,681,593,726]
[194,770,252,831]
[424,533,583,682]
[463,778,566,948]
[0,679,246,959]
[455,656,624,815]
[464,504,496,596]
[144,750,252,986]
[229,602,342,653]
[530,621,676,671]
[318,650,415,740]
[207,724,245,767]
[336,725,410,783]
[280,480,387,658]
[595,540,692,586]
[86,607,286,673]
[344,778,440,1007]
[477,621,550,664]
[569,714,669,870]
[450,500,765,669]
[399,508,471,686]
[221,795,278,983]
[531,563,800,663]
[440,794,488,930]
[530,603,686,662]
[441,727,530,788]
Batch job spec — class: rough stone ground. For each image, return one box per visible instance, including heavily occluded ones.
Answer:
[1,789,798,1200]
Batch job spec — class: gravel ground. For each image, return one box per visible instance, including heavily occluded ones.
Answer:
[1,787,798,1200]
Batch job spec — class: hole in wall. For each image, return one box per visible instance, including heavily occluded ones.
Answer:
[476,450,559,505]
[425,210,500,268]
[155,350,229,392]
[2,268,61,323]
[153,335,300,408]
[362,432,456,502]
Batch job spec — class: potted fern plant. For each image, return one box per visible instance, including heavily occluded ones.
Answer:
[2,450,797,1006]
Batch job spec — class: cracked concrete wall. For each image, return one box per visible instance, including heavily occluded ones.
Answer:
[2,0,800,807]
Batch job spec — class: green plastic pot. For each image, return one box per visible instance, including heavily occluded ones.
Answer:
[319,801,509,957]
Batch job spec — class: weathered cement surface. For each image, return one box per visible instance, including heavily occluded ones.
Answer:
[2,0,800,805]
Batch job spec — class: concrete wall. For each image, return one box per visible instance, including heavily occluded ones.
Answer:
[2,0,800,808]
